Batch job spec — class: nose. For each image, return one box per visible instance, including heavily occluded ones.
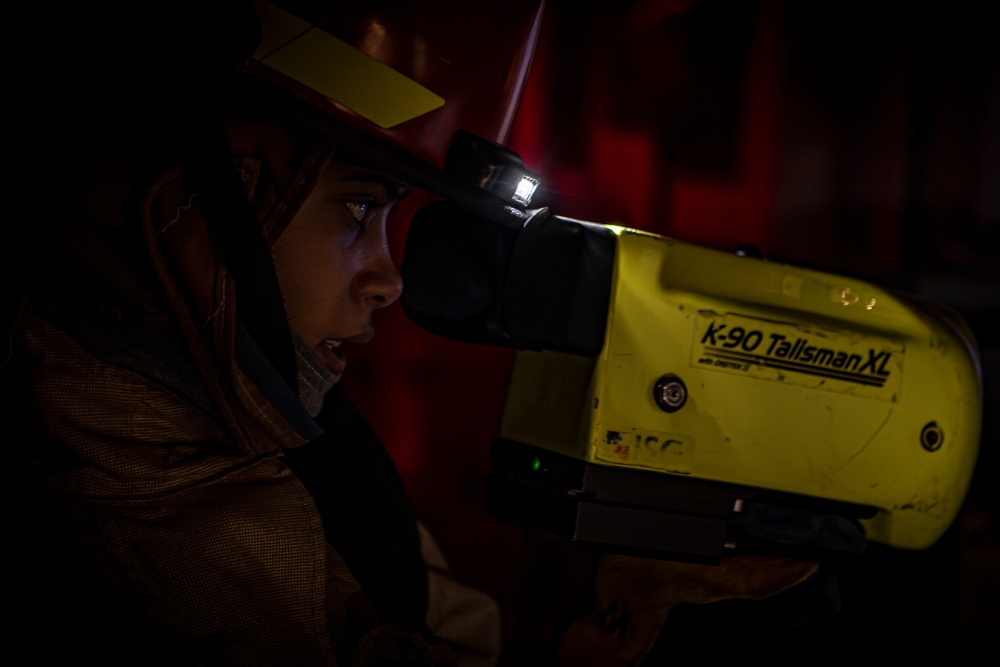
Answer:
[356,244,403,310]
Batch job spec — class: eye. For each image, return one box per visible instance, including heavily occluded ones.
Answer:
[346,201,370,223]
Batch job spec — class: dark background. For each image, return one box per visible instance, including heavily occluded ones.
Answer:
[345,1,999,664]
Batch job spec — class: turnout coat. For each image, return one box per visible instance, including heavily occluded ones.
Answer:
[0,100,496,666]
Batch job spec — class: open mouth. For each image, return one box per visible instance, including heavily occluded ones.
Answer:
[318,339,346,376]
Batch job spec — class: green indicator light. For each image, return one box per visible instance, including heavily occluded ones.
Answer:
[532,456,541,472]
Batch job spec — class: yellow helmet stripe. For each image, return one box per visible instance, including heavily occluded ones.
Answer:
[252,0,445,128]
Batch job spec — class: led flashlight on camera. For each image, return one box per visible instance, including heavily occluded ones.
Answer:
[445,129,541,207]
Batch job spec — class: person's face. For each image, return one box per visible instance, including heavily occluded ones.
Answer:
[270,158,406,382]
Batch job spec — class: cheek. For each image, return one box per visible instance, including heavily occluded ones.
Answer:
[271,228,355,327]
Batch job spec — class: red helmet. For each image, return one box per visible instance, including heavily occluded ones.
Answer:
[243,0,545,168]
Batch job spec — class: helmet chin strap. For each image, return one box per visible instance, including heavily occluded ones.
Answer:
[179,94,299,393]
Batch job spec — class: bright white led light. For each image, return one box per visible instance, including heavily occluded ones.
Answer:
[512,175,539,205]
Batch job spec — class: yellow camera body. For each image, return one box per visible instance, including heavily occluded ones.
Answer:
[496,225,982,554]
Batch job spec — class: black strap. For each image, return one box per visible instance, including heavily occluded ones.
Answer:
[178,100,299,393]
[282,383,430,629]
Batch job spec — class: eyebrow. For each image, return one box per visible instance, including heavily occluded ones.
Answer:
[340,169,409,202]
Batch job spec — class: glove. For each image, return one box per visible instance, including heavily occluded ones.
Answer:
[551,553,819,665]
[550,501,867,666]
[641,500,867,662]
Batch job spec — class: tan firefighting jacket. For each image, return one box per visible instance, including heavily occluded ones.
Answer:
[0,109,497,665]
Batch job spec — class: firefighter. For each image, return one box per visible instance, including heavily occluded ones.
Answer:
[2,1,857,664]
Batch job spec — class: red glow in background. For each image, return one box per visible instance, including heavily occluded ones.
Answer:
[345,1,998,662]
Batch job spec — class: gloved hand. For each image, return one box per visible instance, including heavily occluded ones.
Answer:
[551,553,819,666]
[550,501,867,666]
